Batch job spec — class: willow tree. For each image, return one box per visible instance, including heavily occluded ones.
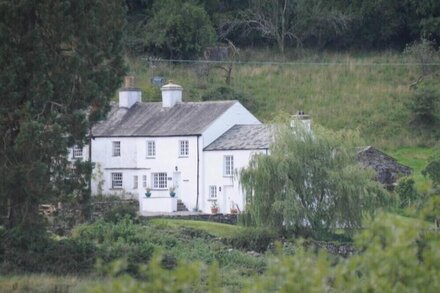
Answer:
[0,0,125,230]
[240,124,387,236]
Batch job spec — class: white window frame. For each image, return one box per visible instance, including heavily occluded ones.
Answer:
[152,172,167,189]
[179,140,189,157]
[72,145,83,159]
[112,141,121,157]
[133,175,138,189]
[111,172,123,189]
[224,155,234,176]
[209,185,217,199]
[146,140,156,158]
[142,175,147,188]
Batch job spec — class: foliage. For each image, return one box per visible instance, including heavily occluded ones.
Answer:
[224,227,277,253]
[240,125,388,237]
[404,38,440,78]
[103,205,137,223]
[0,0,126,230]
[220,0,348,53]
[395,177,420,208]
[247,212,440,292]
[0,227,96,275]
[422,151,440,189]
[408,85,440,127]
[90,253,205,293]
[145,0,216,59]
[333,213,439,291]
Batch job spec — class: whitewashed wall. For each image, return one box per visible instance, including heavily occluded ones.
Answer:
[202,149,267,214]
[91,136,200,210]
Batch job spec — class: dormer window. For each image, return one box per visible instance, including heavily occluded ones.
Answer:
[179,140,189,157]
[72,145,83,159]
[112,141,121,157]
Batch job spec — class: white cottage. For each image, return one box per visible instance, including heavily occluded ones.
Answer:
[76,77,267,214]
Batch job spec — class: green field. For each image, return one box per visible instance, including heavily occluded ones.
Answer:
[390,147,436,192]
[128,50,439,149]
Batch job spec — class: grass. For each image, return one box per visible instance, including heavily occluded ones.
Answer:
[389,146,435,192]
[0,274,101,293]
[128,49,440,149]
[148,218,244,238]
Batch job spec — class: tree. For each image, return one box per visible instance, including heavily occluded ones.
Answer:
[219,0,348,54]
[240,124,387,236]
[0,0,126,230]
[407,85,439,127]
[145,0,216,59]
[422,151,440,190]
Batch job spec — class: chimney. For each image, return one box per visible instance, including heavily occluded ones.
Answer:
[161,82,182,108]
[290,111,312,132]
[119,75,142,108]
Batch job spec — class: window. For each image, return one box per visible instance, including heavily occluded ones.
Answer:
[179,140,189,157]
[224,155,234,176]
[112,141,121,157]
[152,172,167,189]
[111,172,123,189]
[72,145,83,159]
[133,176,138,189]
[147,141,156,157]
[209,185,217,199]
[142,175,147,188]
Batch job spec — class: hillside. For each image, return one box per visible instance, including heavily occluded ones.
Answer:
[128,50,439,150]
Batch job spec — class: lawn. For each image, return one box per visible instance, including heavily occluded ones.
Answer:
[389,146,435,192]
[148,218,244,238]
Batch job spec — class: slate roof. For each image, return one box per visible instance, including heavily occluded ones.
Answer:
[92,101,237,137]
[204,124,275,151]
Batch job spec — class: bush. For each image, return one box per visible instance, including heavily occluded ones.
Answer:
[395,177,420,208]
[225,228,277,253]
[103,204,137,223]
[408,86,439,127]
[0,228,96,275]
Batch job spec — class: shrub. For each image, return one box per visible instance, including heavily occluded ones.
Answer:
[225,227,277,253]
[395,177,420,208]
[103,204,137,223]
[0,228,96,275]
[408,86,439,127]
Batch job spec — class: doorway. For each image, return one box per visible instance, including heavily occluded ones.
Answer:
[173,172,181,198]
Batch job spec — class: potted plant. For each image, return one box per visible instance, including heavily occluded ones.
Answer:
[230,207,238,214]
[211,201,219,214]
[169,186,176,198]
[145,187,151,198]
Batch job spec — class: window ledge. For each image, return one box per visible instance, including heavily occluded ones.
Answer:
[207,198,217,202]
[146,157,156,159]
[110,188,123,190]
[178,156,189,158]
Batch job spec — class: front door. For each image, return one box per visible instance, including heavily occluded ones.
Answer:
[173,172,181,198]
[222,185,233,213]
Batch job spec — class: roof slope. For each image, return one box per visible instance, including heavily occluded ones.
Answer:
[92,101,236,137]
[204,124,274,151]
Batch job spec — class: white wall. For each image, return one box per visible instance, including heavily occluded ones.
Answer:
[202,102,261,148]
[91,136,200,210]
[202,149,267,214]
